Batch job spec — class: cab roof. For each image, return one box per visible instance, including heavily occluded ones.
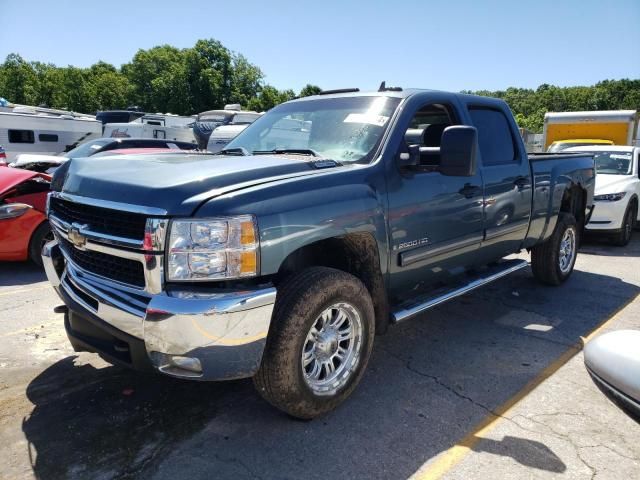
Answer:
[287,88,499,105]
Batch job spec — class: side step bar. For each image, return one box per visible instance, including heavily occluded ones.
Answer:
[391,259,529,323]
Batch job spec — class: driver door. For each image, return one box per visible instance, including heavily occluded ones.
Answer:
[386,99,485,300]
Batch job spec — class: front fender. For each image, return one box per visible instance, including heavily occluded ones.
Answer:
[194,165,390,276]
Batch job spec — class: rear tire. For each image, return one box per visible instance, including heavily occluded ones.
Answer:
[254,267,375,419]
[612,203,636,246]
[531,213,578,286]
[28,221,53,267]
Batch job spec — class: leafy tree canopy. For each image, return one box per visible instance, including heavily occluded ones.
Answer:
[1,41,637,131]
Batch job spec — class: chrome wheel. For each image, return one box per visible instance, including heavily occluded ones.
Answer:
[559,227,576,274]
[301,303,363,396]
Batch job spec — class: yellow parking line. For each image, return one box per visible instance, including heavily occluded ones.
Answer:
[0,318,61,338]
[411,293,639,480]
[0,284,50,297]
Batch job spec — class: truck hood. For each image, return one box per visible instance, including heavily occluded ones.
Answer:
[60,153,336,215]
[595,174,637,195]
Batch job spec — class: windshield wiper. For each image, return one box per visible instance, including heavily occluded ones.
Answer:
[219,147,249,156]
[252,148,319,157]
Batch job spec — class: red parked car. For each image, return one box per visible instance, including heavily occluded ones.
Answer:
[0,167,52,266]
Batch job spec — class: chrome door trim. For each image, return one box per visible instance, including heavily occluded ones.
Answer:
[399,234,483,267]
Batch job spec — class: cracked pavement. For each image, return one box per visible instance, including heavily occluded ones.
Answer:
[1,237,639,479]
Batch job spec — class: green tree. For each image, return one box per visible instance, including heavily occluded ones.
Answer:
[230,53,263,107]
[247,85,296,111]
[299,84,322,97]
[122,45,186,112]
[0,54,37,104]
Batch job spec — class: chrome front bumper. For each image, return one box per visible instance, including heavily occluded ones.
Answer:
[42,239,276,380]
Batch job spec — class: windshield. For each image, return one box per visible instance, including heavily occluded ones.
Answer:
[548,141,611,153]
[590,151,633,175]
[224,96,401,163]
[63,139,112,158]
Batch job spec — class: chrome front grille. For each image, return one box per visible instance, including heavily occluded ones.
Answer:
[50,196,147,240]
[48,192,168,294]
[58,236,145,287]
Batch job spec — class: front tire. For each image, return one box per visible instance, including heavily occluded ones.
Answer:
[28,221,53,267]
[531,213,578,286]
[612,203,636,247]
[254,267,375,419]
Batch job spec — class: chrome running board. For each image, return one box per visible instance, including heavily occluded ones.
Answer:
[391,259,529,323]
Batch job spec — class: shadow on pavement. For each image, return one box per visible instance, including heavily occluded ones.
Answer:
[580,234,640,257]
[23,356,253,479]
[0,261,47,286]
[22,268,639,479]
[472,435,566,473]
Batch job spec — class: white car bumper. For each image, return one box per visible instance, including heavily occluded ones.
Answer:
[586,199,629,231]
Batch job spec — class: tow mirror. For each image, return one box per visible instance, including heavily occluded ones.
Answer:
[439,126,478,177]
[398,144,419,167]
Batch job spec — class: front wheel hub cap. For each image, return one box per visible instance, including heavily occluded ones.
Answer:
[301,302,363,396]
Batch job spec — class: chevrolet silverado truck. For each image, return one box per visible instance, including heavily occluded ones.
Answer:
[42,87,595,419]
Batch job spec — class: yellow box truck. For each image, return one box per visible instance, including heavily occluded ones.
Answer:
[543,110,638,152]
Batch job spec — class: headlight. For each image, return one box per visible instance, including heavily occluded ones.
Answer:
[167,215,258,281]
[0,203,32,220]
[594,192,626,202]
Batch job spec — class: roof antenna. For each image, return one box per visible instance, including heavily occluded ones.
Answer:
[378,81,402,92]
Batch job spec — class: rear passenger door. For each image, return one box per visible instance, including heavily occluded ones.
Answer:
[465,105,533,258]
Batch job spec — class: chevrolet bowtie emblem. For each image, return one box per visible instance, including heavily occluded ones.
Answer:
[68,223,88,249]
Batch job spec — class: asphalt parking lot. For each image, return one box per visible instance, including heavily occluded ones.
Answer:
[1,237,639,480]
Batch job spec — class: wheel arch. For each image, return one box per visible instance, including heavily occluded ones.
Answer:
[276,232,390,334]
[560,183,588,233]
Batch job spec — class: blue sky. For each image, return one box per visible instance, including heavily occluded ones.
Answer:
[0,0,638,93]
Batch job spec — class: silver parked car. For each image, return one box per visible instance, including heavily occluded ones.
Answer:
[584,330,640,419]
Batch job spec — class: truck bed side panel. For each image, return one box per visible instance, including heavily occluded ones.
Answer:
[525,154,595,247]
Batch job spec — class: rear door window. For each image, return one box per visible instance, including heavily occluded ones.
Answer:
[468,108,516,165]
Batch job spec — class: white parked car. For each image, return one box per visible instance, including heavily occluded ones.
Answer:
[566,145,639,245]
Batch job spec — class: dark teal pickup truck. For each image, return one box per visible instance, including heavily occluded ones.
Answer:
[43,87,595,418]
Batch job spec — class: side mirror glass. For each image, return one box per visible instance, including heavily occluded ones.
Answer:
[439,126,478,177]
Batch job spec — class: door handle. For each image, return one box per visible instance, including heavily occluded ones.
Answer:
[514,177,530,190]
[459,184,481,199]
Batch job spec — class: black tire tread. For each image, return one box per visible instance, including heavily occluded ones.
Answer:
[28,221,51,267]
[612,203,636,246]
[531,212,577,286]
[254,266,375,419]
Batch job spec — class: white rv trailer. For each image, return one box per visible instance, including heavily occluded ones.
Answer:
[0,105,102,162]
[103,113,197,144]
[197,106,262,153]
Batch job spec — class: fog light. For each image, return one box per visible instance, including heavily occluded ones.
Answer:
[169,355,202,374]
[150,352,203,378]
